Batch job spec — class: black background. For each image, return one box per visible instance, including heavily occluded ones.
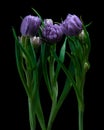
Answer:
[1,0,103,130]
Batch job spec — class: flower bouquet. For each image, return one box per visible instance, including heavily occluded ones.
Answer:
[12,8,91,130]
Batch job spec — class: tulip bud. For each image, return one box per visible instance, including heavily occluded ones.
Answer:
[30,36,42,48]
[78,30,87,43]
[44,19,53,25]
[84,62,90,72]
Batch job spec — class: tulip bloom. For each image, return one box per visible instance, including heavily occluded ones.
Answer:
[20,15,41,36]
[42,19,63,43]
[61,14,82,36]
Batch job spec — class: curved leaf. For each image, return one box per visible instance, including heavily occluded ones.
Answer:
[52,51,83,106]
[54,37,67,83]
[12,28,30,96]
[41,43,52,99]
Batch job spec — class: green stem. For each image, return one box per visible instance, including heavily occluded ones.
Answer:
[77,70,86,130]
[78,105,84,130]
[78,85,84,130]
[49,53,55,86]
[28,97,36,130]
[47,45,58,130]
[26,67,36,130]
[47,99,57,130]
[46,100,61,130]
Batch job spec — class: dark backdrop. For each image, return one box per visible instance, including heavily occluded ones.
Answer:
[1,0,103,130]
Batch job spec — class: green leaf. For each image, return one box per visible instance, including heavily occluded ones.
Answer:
[53,51,75,88]
[32,58,43,98]
[28,97,36,130]
[13,28,38,98]
[25,37,37,67]
[57,62,74,112]
[46,61,74,125]
[41,43,52,99]
[32,8,44,26]
[67,36,84,83]
[35,90,46,130]
[12,28,30,96]
[68,36,83,62]
[85,21,92,28]
[14,37,33,69]
[67,36,76,54]
[24,37,39,96]
[54,37,67,82]
[66,51,82,80]
[75,38,83,61]
[52,51,83,105]
[57,79,72,110]
[82,24,91,56]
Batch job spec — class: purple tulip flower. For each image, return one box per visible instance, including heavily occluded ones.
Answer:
[42,19,63,43]
[20,15,41,36]
[61,14,82,36]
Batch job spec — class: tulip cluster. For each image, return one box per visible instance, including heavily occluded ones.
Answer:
[20,13,83,43]
[13,9,91,130]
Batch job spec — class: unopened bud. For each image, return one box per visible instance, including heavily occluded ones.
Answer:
[84,62,90,71]
[44,19,53,25]
[18,36,25,44]
[30,36,42,48]
[78,30,86,42]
